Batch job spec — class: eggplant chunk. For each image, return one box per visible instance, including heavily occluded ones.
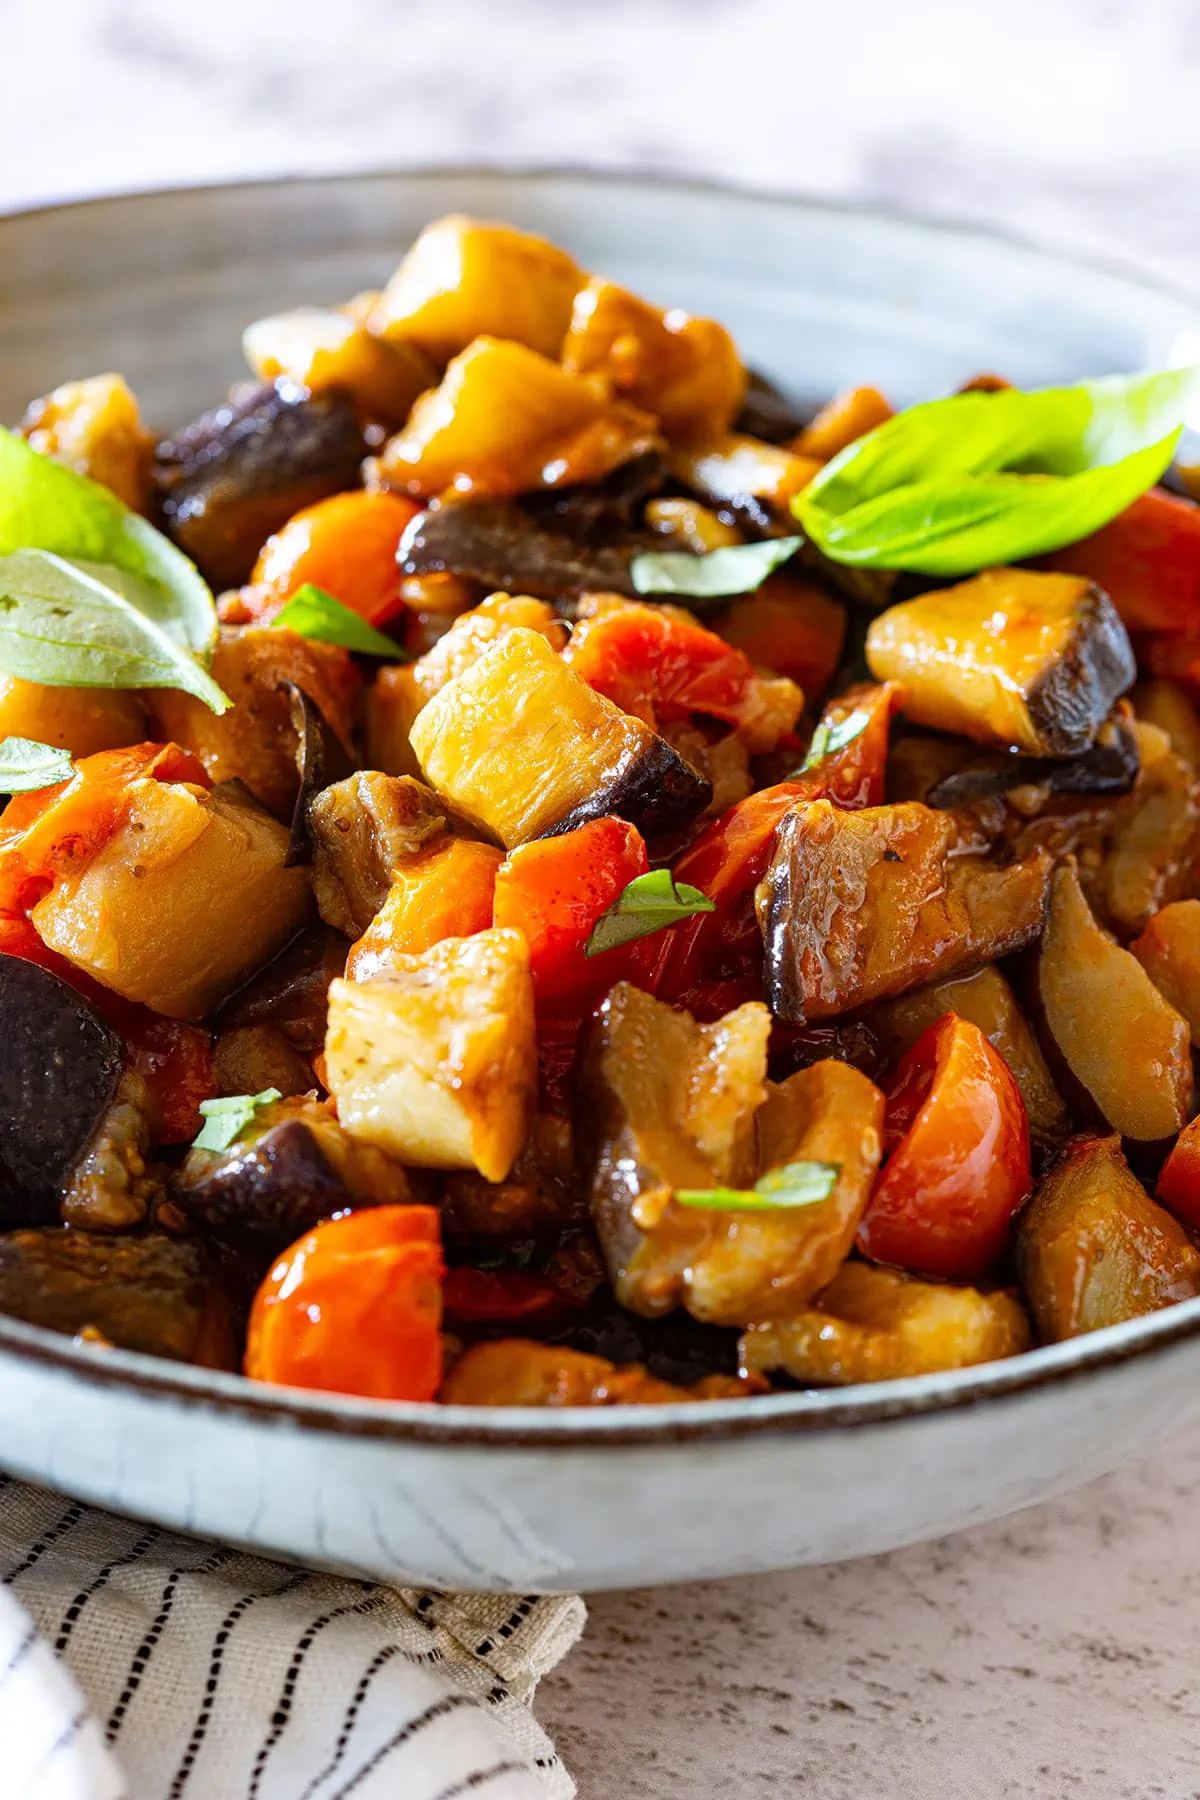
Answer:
[870,966,1070,1144]
[757,799,1052,1022]
[734,370,809,444]
[0,958,123,1230]
[399,498,640,601]
[441,1339,760,1406]
[325,929,536,1181]
[409,627,710,847]
[678,1061,886,1327]
[410,592,568,702]
[216,924,346,1055]
[0,674,146,759]
[1017,1135,1200,1341]
[212,1024,315,1099]
[740,1262,1031,1386]
[152,383,365,589]
[309,772,446,936]
[242,306,436,424]
[1035,862,1192,1142]
[575,982,771,1318]
[20,371,152,512]
[175,1096,410,1257]
[32,779,312,1022]
[0,1229,225,1363]
[365,665,426,781]
[866,569,1136,755]
[1100,722,1200,937]
[439,1115,586,1243]
[925,704,1141,809]
[1132,679,1200,773]
[61,1072,163,1233]
[1132,900,1200,1041]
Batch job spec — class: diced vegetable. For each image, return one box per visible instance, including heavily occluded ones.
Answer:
[32,778,312,1021]
[717,575,847,699]
[308,772,446,937]
[1099,722,1200,936]
[1017,1135,1200,1339]
[20,372,152,512]
[0,675,146,758]
[1156,1113,1200,1228]
[441,1338,761,1404]
[866,568,1136,755]
[216,923,346,1055]
[645,497,741,552]
[757,799,1051,1022]
[1132,678,1200,771]
[345,837,503,978]
[791,384,894,462]
[368,215,583,361]
[1046,488,1200,633]
[60,1070,161,1232]
[1034,862,1192,1141]
[858,1014,1031,1281]
[242,307,435,423]
[1132,900,1200,1040]
[870,965,1069,1144]
[409,627,710,847]
[212,1024,314,1101]
[377,337,660,499]
[365,663,426,779]
[740,1262,1031,1385]
[439,1113,586,1243]
[670,433,822,520]
[246,490,420,624]
[734,370,808,444]
[325,929,536,1180]
[398,497,638,601]
[919,702,1141,810]
[410,591,567,701]
[561,276,745,444]
[244,1205,444,1400]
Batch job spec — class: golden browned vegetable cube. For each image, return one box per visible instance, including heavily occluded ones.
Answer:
[324,928,536,1180]
[790,385,894,461]
[740,1262,1031,1385]
[32,780,312,1020]
[365,664,426,779]
[669,432,821,520]
[410,591,567,701]
[1132,899,1200,1040]
[1100,721,1200,936]
[376,336,660,499]
[1017,1135,1200,1340]
[20,372,153,512]
[410,626,709,846]
[242,306,436,424]
[368,215,584,362]
[309,772,446,936]
[1132,678,1200,773]
[0,675,146,758]
[866,568,1136,755]
[441,1339,759,1407]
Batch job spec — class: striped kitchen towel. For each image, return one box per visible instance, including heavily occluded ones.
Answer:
[0,1479,584,1800]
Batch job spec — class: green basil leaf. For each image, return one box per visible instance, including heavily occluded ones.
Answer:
[0,550,231,713]
[0,427,216,655]
[0,735,74,793]
[799,707,871,772]
[676,1160,841,1211]
[630,535,803,601]
[795,368,1196,574]
[272,583,408,658]
[584,867,716,957]
[193,1087,283,1153]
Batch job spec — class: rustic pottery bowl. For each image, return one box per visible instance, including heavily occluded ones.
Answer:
[2,171,1199,1592]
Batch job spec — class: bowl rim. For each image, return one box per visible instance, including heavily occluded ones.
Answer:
[4,165,1200,1449]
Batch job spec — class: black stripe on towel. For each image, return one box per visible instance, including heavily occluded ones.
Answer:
[246,1590,388,1800]
[430,1761,529,1800]
[473,1597,537,1658]
[296,1643,406,1800]
[106,1546,239,1744]
[3,1503,85,1582]
[54,1524,162,1653]
[0,1622,36,1686]
[328,1693,475,1800]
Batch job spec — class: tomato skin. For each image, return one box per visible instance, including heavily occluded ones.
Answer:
[717,573,847,698]
[1157,1115,1200,1228]
[564,603,761,733]
[245,489,421,626]
[492,816,656,1014]
[1046,489,1200,634]
[245,1206,444,1401]
[345,838,503,979]
[442,1267,564,1327]
[858,1013,1032,1281]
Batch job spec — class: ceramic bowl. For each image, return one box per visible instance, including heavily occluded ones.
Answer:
[2,170,1199,1593]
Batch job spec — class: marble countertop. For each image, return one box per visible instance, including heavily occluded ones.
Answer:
[6,0,1200,1791]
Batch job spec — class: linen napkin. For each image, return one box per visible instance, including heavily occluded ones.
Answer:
[0,1477,584,1800]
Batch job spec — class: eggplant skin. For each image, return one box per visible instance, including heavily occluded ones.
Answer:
[926,704,1141,808]
[1026,584,1139,757]
[0,1230,213,1361]
[174,1118,351,1257]
[545,731,712,843]
[399,498,639,601]
[152,382,365,589]
[0,958,124,1230]
[733,370,809,444]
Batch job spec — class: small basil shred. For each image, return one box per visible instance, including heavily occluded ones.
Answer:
[585,868,715,956]
[676,1161,841,1211]
[271,583,408,658]
[193,1088,283,1153]
[629,535,803,601]
[799,708,872,773]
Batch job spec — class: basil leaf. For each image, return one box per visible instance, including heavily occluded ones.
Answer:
[0,550,231,713]
[676,1160,841,1211]
[0,427,216,655]
[630,535,803,601]
[799,707,871,772]
[193,1087,282,1153]
[272,583,408,658]
[795,368,1196,574]
[584,867,716,956]
[0,735,74,793]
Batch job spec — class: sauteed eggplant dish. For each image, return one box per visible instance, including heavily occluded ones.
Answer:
[5,215,1200,1407]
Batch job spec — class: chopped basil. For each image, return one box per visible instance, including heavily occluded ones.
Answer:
[585,867,716,957]
[629,535,803,601]
[795,368,1196,575]
[799,707,872,772]
[272,583,408,658]
[0,736,74,793]
[676,1160,841,1211]
[192,1087,282,1153]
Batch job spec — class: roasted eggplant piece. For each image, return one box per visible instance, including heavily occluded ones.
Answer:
[175,1096,410,1258]
[0,674,146,759]
[20,371,152,512]
[398,497,640,601]
[409,592,568,701]
[284,682,358,868]
[1033,861,1193,1142]
[441,1338,759,1406]
[925,704,1141,808]
[212,1024,316,1100]
[792,385,894,462]
[0,958,123,1230]
[242,306,436,424]
[439,1115,586,1244]
[32,778,312,1022]
[1132,678,1200,773]
[866,569,1137,755]
[757,799,1052,1022]
[325,928,537,1181]
[739,1262,1031,1386]
[733,370,809,444]
[870,964,1070,1145]
[1017,1135,1200,1341]
[409,627,711,847]
[1132,900,1200,1041]
[308,772,446,936]
[61,1072,163,1233]
[152,383,366,589]
[0,1229,229,1363]
[216,924,347,1055]
[1099,722,1200,937]
[365,664,426,780]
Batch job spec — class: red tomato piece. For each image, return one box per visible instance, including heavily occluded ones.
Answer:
[717,573,847,698]
[1157,1114,1200,1229]
[1046,488,1200,634]
[247,489,422,626]
[858,1013,1032,1281]
[245,1206,444,1401]
[442,1267,565,1327]
[564,602,762,734]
